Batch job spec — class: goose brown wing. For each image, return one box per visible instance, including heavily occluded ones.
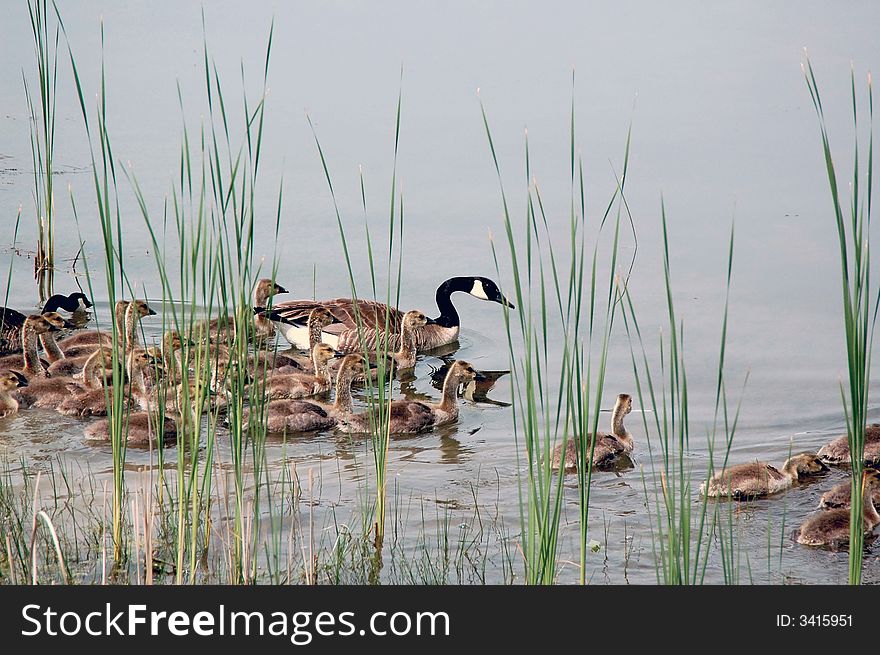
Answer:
[390,400,434,431]
[0,308,27,355]
[273,298,404,331]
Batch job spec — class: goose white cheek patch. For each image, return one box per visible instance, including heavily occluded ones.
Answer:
[470,280,489,300]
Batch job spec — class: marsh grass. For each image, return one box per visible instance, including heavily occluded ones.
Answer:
[621,210,743,584]
[803,58,875,583]
[480,80,631,584]
[25,0,59,300]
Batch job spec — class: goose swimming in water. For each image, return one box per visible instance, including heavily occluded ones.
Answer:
[796,470,880,548]
[819,475,880,509]
[700,452,827,499]
[268,276,514,351]
[201,278,287,344]
[0,292,92,355]
[331,355,479,434]
[551,394,634,471]
[817,424,880,466]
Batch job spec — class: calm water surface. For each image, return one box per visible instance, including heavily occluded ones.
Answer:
[1,1,880,583]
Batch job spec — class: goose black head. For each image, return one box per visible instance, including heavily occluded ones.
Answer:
[445,276,515,309]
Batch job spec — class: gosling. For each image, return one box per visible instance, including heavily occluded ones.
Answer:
[0,370,28,419]
[817,424,880,466]
[551,394,634,472]
[700,452,827,499]
[796,470,880,548]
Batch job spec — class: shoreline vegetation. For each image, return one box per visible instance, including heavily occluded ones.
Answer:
[0,4,876,585]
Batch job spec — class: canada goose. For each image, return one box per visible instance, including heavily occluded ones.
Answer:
[261,343,341,400]
[550,394,634,472]
[0,370,28,419]
[818,424,880,466]
[37,312,79,363]
[57,300,129,352]
[333,356,478,434]
[269,276,514,351]
[201,278,287,344]
[24,348,156,412]
[700,452,827,499]
[819,476,880,509]
[49,300,156,377]
[12,314,60,380]
[0,292,92,355]
[84,380,195,446]
[56,348,139,418]
[796,470,880,548]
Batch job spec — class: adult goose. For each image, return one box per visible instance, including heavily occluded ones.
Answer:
[0,292,92,355]
[267,276,514,351]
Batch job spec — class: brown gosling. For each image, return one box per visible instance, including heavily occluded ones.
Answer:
[262,343,339,400]
[817,424,880,466]
[550,394,634,472]
[333,356,478,434]
[15,314,60,381]
[253,306,339,374]
[84,381,195,447]
[796,470,880,548]
[0,370,28,418]
[202,278,288,344]
[819,476,880,510]
[38,312,78,363]
[56,348,153,417]
[700,452,827,499]
[58,300,128,352]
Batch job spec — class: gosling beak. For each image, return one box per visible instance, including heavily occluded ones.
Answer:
[63,319,78,329]
[425,316,438,325]
[49,324,62,332]
[474,371,488,382]
[333,350,347,358]
[495,292,515,310]
[330,315,344,324]
[274,284,288,295]
[147,307,157,316]
[14,372,28,388]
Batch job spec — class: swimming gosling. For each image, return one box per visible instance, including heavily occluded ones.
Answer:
[700,452,828,500]
[551,394,633,472]
[796,470,880,548]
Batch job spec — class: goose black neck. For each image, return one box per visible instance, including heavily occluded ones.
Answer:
[42,294,76,313]
[434,278,472,329]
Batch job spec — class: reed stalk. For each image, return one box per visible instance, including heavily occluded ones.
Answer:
[803,58,875,584]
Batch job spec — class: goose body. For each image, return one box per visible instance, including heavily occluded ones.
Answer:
[332,356,478,434]
[819,477,880,509]
[797,471,880,548]
[817,424,880,466]
[84,381,195,446]
[551,394,634,471]
[270,276,514,351]
[700,453,827,499]
[262,343,339,400]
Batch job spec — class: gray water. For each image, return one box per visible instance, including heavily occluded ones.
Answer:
[2,0,880,583]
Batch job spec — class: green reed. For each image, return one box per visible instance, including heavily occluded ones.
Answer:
[621,209,741,584]
[307,84,404,549]
[481,80,628,584]
[803,58,875,584]
[25,0,59,300]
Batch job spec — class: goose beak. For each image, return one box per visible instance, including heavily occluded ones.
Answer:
[330,315,344,324]
[147,307,157,316]
[495,292,515,310]
[474,371,488,382]
[274,284,288,295]
[333,350,347,358]
[14,372,28,388]
[63,319,78,329]
[425,316,438,325]
[49,324,62,332]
